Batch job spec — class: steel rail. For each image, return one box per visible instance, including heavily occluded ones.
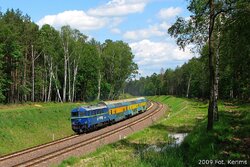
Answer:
[0,101,161,167]
[17,102,163,167]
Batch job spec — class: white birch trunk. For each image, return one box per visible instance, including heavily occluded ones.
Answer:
[63,55,67,102]
[52,67,62,103]
[72,59,78,102]
[186,74,191,98]
[43,54,47,102]
[47,57,53,102]
[97,70,101,100]
[68,59,71,102]
[63,41,68,102]
[213,41,220,121]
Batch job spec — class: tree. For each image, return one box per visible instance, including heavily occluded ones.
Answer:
[88,38,103,101]
[38,24,62,102]
[0,9,139,103]
[102,40,138,99]
[167,0,243,130]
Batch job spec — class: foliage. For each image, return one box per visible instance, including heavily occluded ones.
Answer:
[125,0,250,102]
[0,9,137,103]
[126,57,210,98]
[101,40,138,100]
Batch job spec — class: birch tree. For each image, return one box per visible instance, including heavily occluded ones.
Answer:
[168,0,242,130]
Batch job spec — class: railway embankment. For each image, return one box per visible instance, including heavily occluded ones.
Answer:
[0,102,86,155]
[59,96,249,167]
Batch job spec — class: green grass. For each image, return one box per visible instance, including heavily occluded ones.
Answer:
[181,102,250,166]
[58,96,250,167]
[0,102,87,156]
[1,96,249,167]
[58,96,208,167]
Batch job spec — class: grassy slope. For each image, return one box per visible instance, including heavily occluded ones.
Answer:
[60,96,250,167]
[0,102,87,156]
[182,101,250,165]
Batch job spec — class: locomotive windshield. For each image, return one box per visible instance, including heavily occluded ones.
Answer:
[71,111,79,117]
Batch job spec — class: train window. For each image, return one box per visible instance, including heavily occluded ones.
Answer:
[71,112,78,117]
[79,112,85,117]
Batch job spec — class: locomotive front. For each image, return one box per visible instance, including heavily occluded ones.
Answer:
[71,107,88,133]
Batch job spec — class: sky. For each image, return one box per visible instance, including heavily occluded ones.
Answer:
[0,0,194,77]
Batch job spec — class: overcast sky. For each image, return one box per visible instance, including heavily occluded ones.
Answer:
[0,0,194,77]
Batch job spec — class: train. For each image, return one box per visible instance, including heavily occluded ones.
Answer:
[71,97,147,133]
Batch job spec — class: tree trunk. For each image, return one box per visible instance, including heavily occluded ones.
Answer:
[31,45,35,102]
[186,74,191,98]
[63,40,69,102]
[52,66,62,103]
[108,86,113,100]
[44,54,47,102]
[63,54,67,102]
[68,59,71,102]
[15,62,19,102]
[230,89,233,99]
[47,57,53,102]
[23,52,27,102]
[213,34,220,121]
[207,0,215,131]
[72,59,78,102]
[97,70,101,100]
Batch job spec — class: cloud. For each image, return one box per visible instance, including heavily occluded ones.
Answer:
[123,22,170,41]
[87,0,148,17]
[129,39,193,76]
[158,22,170,30]
[123,26,164,40]
[37,10,108,31]
[108,17,124,28]
[37,0,148,32]
[110,28,121,34]
[158,7,182,20]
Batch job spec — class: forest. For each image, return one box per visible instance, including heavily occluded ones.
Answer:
[125,0,250,130]
[0,1,249,132]
[126,0,250,101]
[0,9,137,103]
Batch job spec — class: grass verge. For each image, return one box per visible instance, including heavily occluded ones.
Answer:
[0,102,86,156]
[59,96,209,167]
[59,96,250,167]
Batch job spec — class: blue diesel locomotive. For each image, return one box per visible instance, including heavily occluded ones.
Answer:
[71,97,147,133]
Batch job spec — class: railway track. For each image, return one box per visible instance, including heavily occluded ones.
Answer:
[0,101,166,167]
